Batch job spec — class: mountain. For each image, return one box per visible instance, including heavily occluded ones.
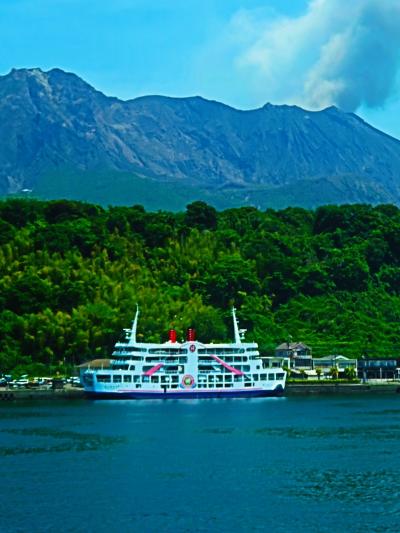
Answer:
[1,67,400,210]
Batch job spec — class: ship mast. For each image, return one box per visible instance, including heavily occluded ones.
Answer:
[232,307,241,344]
[129,305,139,343]
[232,307,247,344]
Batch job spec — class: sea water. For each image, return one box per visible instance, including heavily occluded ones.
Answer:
[0,395,399,533]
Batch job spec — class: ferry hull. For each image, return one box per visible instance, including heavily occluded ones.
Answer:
[85,386,284,400]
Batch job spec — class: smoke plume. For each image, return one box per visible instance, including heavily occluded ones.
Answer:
[236,0,400,111]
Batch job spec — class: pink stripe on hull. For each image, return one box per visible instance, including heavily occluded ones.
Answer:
[144,363,164,376]
[210,355,245,375]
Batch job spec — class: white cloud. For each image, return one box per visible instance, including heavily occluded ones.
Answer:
[233,0,400,111]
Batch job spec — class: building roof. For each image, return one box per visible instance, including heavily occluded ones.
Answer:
[275,342,311,351]
[316,355,355,361]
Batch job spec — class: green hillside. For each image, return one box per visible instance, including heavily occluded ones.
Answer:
[1,198,400,375]
[8,168,393,212]
[31,169,213,211]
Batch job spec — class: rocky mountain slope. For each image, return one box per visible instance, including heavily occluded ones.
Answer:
[1,67,400,209]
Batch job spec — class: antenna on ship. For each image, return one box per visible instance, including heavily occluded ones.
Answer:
[232,307,247,343]
[232,307,241,344]
[130,304,139,343]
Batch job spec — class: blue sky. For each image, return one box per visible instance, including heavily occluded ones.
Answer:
[1,0,400,138]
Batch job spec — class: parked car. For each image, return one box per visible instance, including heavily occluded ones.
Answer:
[71,377,81,386]
[14,378,30,388]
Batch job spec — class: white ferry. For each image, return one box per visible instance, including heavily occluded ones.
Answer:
[82,308,286,399]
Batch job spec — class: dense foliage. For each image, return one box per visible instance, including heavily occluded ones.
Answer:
[1,198,400,374]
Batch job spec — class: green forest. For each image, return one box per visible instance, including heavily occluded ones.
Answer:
[1,198,400,375]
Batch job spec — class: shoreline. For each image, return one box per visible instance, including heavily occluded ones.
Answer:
[1,382,400,401]
[0,387,85,402]
[285,382,400,395]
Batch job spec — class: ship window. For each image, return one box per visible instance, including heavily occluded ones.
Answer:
[116,346,147,353]
[113,364,129,370]
[151,376,159,383]
[113,375,122,383]
[148,348,187,355]
[123,375,132,383]
[133,376,140,383]
[142,376,149,383]
[199,365,214,372]
[234,375,242,382]
[83,374,94,385]
[97,374,111,383]
[161,376,169,383]
[225,383,232,388]
[260,374,267,380]
[225,375,232,382]
[216,384,223,388]
[136,384,141,388]
[253,374,259,381]
[171,376,179,383]
[276,373,285,380]
[116,355,138,361]
[268,373,275,380]
[245,382,251,387]
[198,348,245,355]
[129,365,135,371]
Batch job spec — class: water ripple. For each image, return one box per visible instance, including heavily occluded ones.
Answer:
[0,427,126,455]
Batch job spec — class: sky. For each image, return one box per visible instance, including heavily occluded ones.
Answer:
[1,0,400,138]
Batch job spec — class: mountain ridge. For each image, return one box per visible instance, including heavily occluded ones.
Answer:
[1,67,400,209]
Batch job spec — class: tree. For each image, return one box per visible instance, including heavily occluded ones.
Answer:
[184,201,217,231]
[329,367,339,380]
[202,254,260,307]
[327,249,370,292]
[344,367,356,381]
